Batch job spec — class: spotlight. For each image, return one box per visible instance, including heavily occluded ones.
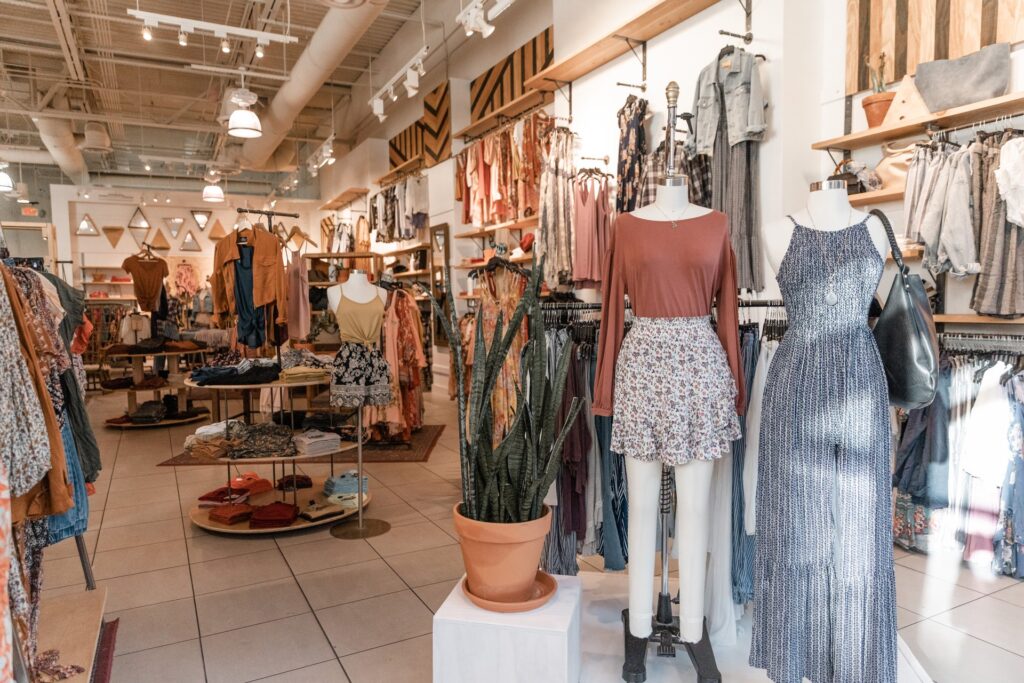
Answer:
[82,190,90,199]
[178,30,188,47]
[388,86,398,102]
[221,38,231,54]
[165,196,172,203]
[416,60,426,76]
[254,41,266,59]
[404,68,419,97]
[477,11,496,38]
[144,162,151,171]
[142,25,153,41]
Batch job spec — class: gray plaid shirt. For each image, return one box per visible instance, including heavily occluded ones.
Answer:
[637,142,712,209]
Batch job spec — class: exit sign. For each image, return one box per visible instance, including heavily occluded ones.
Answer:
[20,206,39,217]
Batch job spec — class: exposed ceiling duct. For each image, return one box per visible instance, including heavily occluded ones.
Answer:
[238,2,386,170]
[0,149,59,166]
[78,122,112,153]
[34,95,90,185]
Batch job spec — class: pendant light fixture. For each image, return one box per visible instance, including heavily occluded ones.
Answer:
[203,172,225,203]
[227,76,262,138]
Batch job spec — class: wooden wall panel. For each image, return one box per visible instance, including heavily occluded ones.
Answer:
[469,27,553,123]
[421,81,451,168]
[846,0,1024,94]
[388,121,423,169]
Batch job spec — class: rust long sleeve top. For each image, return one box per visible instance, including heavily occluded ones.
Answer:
[593,211,746,417]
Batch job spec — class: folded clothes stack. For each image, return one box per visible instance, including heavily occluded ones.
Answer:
[185,436,238,460]
[226,423,296,459]
[279,366,330,383]
[280,347,334,371]
[249,502,299,529]
[129,400,166,424]
[294,430,341,456]
[191,359,281,386]
[299,501,349,522]
[100,374,164,391]
[229,472,273,495]
[193,419,247,441]
[209,504,254,525]
[197,486,250,508]
[323,470,369,496]
[276,475,313,491]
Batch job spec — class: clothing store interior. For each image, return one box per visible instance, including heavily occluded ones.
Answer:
[3,0,1024,681]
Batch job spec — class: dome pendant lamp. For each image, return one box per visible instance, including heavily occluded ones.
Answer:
[227,81,262,139]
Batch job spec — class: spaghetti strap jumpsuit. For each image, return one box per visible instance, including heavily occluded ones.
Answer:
[749,217,897,683]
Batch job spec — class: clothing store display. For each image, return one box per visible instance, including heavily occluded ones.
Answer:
[331,292,392,408]
[249,502,299,529]
[751,217,896,683]
[234,244,267,348]
[571,174,613,288]
[913,43,1010,113]
[692,48,768,155]
[287,250,311,340]
[121,255,169,312]
[323,471,369,496]
[294,430,341,456]
[173,261,200,298]
[226,423,296,460]
[594,212,744,417]
[615,95,648,213]
[130,400,167,424]
[212,227,288,326]
[276,475,313,491]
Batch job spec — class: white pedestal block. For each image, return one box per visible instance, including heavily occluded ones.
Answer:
[433,575,582,683]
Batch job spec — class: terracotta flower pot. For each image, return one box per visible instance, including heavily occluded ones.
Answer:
[862,91,896,128]
[452,503,552,607]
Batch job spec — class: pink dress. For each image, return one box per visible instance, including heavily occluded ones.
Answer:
[286,250,310,340]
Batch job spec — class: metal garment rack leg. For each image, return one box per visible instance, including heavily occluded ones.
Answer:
[75,534,96,590]
[331,407,390,539]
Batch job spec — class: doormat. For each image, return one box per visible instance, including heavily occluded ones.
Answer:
[160,424,445,466]
[91,618,119,683]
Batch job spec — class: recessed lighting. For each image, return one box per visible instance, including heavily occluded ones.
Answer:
[142,25,153,41]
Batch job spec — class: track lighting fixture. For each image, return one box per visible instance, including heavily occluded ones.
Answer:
[416,60,426,76]
[178,30,188,46]
[388,86,398,102]
[368,45,430,121]
[254,40,266,59]
[404,68,419,97]
[457,0,503,38]
[144,162,151,171]
[221,38,231,54]
[127,10,298,50]
[372,97,386,123]
[142,25,153,41]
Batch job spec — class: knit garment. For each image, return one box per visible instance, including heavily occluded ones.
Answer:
[750,216,897,683]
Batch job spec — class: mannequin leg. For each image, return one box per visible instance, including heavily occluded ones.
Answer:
[675,459,715,642]
[625,457,663,638]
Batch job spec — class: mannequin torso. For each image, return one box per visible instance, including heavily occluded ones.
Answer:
[326,270,387,311]
[631,180,713,222]
[765,187,889,276]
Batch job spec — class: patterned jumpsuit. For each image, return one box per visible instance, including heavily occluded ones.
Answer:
[750,217,897,683]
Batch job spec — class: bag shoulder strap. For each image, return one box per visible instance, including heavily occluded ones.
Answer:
[868,208,907,274]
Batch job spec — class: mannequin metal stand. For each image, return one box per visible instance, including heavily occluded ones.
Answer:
[621,468,721,683]
[330,407,391,539]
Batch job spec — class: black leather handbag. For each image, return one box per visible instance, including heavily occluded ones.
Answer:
[870,209,940,410]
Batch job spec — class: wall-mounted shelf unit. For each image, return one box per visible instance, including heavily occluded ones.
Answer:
[85,296,137,303]
[934,314,1024,325]
[524,0,719,91]
[393,269,431,279]
[319,187,369,211]
[850,186,905,207]
[457,293,481,301]
[383,242,432,257]
[375,155,423,186]
[455,91,554,140]
[454,216,539,240]
[812,91,1024,152]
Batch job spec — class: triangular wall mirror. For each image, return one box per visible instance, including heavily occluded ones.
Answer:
[163,217,185,239]
[102,226,124,248]
[180,230,202,252]
[191,210,212,230]
[128,207,150,230]
[76,214,99,236]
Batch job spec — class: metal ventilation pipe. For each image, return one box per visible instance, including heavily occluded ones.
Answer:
[239,2,386,169]
[34,95,90,184]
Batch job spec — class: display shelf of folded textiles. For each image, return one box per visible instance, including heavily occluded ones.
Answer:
[184,375,332,424]
[811,91,1024,152]
[454,216,538,240]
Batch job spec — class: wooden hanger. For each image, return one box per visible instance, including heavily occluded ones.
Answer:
[286,225,319,250]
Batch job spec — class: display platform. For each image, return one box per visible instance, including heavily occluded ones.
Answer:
[37,587,108,682]
[104,411,209,430]
[188,476,372,535]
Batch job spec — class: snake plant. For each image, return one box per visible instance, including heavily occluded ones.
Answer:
[425,256,581,523]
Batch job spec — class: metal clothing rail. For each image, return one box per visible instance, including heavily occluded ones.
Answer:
[938,332,1024,353]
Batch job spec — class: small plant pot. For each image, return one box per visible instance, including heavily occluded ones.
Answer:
[452,503,553,608]
[862,91,896,128]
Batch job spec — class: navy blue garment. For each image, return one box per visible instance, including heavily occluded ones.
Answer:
[190,365,240,385]
[995,398,1024,578]
[591,354,627,571]
[47,411,89,545]
[234,244,266,348]
[892,360,951,509]
[731,326,759,604]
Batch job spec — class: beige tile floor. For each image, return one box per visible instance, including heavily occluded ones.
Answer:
[52,386,1024,682]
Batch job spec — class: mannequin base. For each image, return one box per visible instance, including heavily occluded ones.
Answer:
[621,609,649,683]
[623,597,722,683]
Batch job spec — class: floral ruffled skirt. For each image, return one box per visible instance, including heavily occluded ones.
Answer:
[611,316,740,465]
[330,341,392,408]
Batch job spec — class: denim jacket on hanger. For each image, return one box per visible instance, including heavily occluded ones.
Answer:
[691,47,768,156]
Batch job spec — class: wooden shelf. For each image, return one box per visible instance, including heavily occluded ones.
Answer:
[455,91,553,140]
[38,588,108,683]
[457,293,481,301]
[86,296,137,303]
[892,244,924,261]
[525,0,719,91]
[454,254,534,271]
[812,91,1024,151]
[454,216,539,239]
[319,186,369,211]
[375,155,423,186]
[304,251,379,260]
[384,242,432,256]
[934,314,1024,325]
[850,186,905,207]
[393,269,431,279]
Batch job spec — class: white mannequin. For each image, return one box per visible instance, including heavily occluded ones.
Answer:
[626,177,717,644]
[326,269,387,312]
[765,183,889,275]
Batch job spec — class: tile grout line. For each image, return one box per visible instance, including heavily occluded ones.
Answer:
[915,613,1024,661]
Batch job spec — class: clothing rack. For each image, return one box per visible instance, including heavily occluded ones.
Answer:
[738,298,785,308]
[237,207,300,222]
[938,332,1024,353]
[377,168,423,191]
[926,112,1024,139]
[461,102,552,144]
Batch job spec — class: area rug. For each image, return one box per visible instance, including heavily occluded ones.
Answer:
[159,424,445,466]
[91,618,119,683]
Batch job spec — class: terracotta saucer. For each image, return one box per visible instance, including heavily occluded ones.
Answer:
[461,571,558,613]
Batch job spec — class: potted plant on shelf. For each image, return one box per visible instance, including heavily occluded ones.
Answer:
[862,52,896,128]
[425,257,581,612]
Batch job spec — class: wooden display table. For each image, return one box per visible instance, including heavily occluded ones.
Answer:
[105,349,208,414]
[184,374,331,424]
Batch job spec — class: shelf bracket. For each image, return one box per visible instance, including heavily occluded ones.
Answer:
[719,0,754,44]
[614,36,647,92]
[546,78,573,123]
